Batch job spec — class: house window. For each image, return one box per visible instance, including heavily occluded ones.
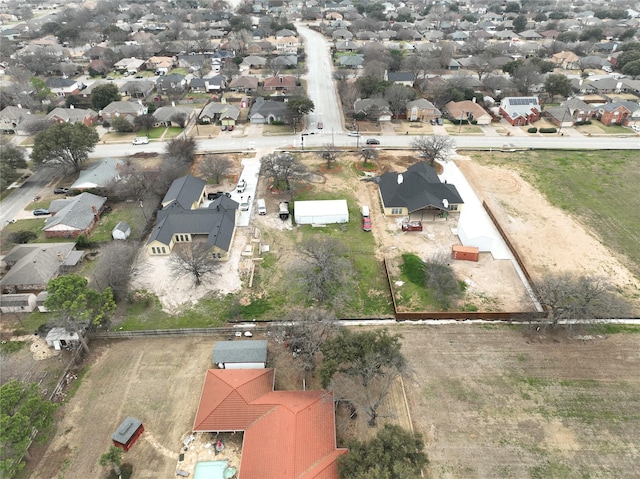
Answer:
[152,247,157,254]
[449,204,458,211]
[391,208,403,215]
[161,247,166,254]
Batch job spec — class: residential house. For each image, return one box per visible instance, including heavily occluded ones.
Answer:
[353,98,392,122]
[378,162,464,221]
[337,54,364,68]
[551,51,580,70]
[275,28,297,39]
[270,55,298,69]
[249,97,288,124]
[192,368,347,479]
[262,75,296,92]
[406,98,441,122]
[45,77,81,98]
[113,57,146,74]
[561,97,597,123]
[46,107,98,126]
[246,41,273,55]
[146,56,174,75]
[445,100,492,125]
[199,101,241,126]
[543,106,574,128]
[229,75,259,93]
[384,70,415,87]
[332,28,353,40]
[335,40,363,52]
[597,102,631,125]
[241,55,268,69]
[70,158,124,190]
[275,36,299,54]
[43,192,107,238]
[155,73,187,94]
[0,243,78,293]
[499,97,541,126]
[0,105,31,133]
[100,100,147,122]
[153,106,194,127]
[146,174,238,258]
[119,80,155,100]
[177,54,208,73]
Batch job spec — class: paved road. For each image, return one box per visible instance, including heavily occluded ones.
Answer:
[0,168,58,225]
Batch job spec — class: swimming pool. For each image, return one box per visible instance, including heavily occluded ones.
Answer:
[193,461,237,479]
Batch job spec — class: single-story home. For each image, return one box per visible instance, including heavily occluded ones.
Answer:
[498,97,541,126]
[212,340,268,369]
[71,158,124,190]
[353,98,392,122]
[146,175,238,258]
[378,162,464,221]
[445,100,492,125]
[192,368,347,479]
[44,192,107,238]
[294,200,349,225]
[0,243,77,293]
[249,97,288,124]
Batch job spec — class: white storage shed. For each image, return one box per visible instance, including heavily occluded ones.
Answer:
[294,200,349,225]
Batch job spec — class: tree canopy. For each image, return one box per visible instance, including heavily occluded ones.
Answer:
[260,152,309,192]
[44,274,116,352]
[544,73,574,102]
[0,380,57,478]
[410,135,456,165]
[31,123,99,173]
[91,83,120,111]
[338,424,428,479]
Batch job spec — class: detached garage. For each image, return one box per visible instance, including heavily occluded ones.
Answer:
[294,200,349,225]
[212,340,268,369]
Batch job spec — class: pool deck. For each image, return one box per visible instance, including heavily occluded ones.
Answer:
[177,432,243,477]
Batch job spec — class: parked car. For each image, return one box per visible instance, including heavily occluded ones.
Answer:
[53,187,69,194]
[348,131,360,137]
[257,199,266,215]
[317,121,323,129]
[132,136,149,145]
[430,119,436,125]
[366,138,380,145]
[436,118,443,126]
[240,201,250,211]
[220,125,227,131]
[401,221,423,232]
[227,125,234,131]
[33,208,50,216]
[363,216,372,232]
[236,179,247,193]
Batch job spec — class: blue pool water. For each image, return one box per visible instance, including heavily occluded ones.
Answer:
[193,460,228,479]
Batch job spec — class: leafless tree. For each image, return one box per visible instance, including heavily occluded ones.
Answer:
[385,84,416,120]
[260,151,309,192]
[169,112,187,128]
[198,155,232,184]
[535,273,631,330]
[360,148,378,166]
[170,242,219,287]
[316,143,342,169]
[274,308,341,375]
[510,62,542,96]
[467,48,501,81]
[424,252,461,310]
[92,242,144,302]
[165,136,197,167]
[411,135,456,165]
[292,236,355,306]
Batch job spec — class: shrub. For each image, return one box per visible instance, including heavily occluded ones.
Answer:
[527,127,538,133]
[8,231,37,244]
[539,127,557,133]
[76,234,92,249]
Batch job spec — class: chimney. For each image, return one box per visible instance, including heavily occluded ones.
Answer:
[57,252,64,262]
[397,174,403,184]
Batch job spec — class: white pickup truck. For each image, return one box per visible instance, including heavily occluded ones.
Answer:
[236,179,247,193]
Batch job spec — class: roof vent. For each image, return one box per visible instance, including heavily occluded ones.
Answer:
[397,174,403,184]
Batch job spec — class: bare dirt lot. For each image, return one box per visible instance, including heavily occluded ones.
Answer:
[398,324,640,479]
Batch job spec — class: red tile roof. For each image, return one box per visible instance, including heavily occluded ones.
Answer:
[193,369,347,479]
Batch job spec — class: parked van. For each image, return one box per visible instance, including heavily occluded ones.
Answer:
[361,205,370,217]
[257,199,266,215]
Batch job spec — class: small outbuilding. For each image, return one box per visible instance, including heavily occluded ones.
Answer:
[294,200,349,225]
[112,221,131,240]
[45,327,80,350]
[212,340,268,369]
[452,244,480,262]
[112,416,144,451]
[0,293,37,313]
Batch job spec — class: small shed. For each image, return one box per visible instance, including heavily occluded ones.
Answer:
[294,200,349,225]
[212,340,268,369]
[45,327,80,350]
[112,221,131,240]
[452,244,480,262]
[0,293,37,313]
[112,416,144,451]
